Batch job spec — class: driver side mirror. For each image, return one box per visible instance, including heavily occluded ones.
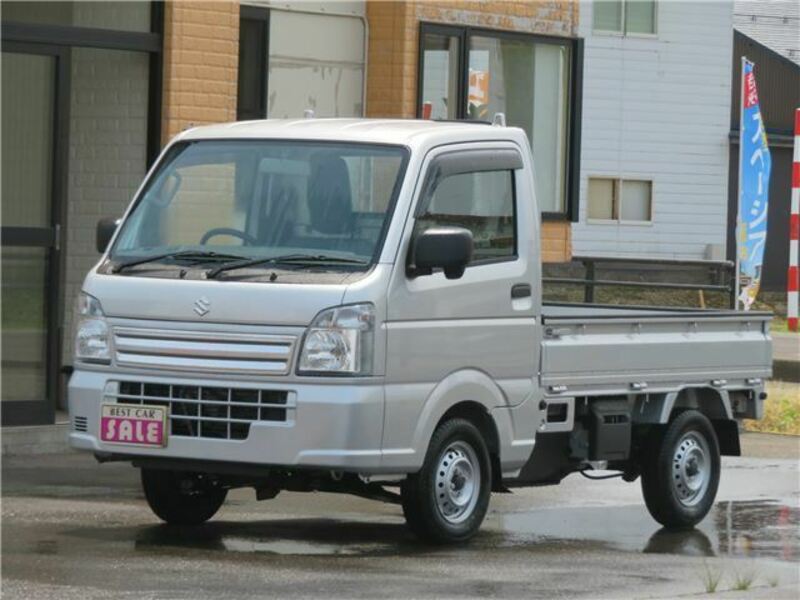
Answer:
[96,217,120,253]
[408,227,473,280]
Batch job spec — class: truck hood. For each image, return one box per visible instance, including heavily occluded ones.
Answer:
[82,271,351,326]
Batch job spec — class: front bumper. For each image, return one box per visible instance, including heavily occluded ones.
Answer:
[68,369,388,472]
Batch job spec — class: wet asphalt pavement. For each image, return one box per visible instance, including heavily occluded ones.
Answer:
[2,433,798,599]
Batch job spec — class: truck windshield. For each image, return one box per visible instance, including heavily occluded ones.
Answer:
[110,140,408,272]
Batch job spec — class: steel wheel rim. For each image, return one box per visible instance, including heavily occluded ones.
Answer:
[672,431,711,507]
[434,440,481,524]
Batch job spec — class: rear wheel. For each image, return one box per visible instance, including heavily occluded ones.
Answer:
[641,410,720,529]
[401,418,492,544]
[141,469,227,526]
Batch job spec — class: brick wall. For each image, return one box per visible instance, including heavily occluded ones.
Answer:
[541,220,571,263]
[365,0,577,262]
[161,1,239,143]
[365,1,417,118]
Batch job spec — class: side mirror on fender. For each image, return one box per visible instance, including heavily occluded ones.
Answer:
[96,217,120,253]
[408,226,473,280]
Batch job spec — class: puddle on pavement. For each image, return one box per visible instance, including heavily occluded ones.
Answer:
[131,519,420,556]
[124,500,799,561]
[498,500,799,562]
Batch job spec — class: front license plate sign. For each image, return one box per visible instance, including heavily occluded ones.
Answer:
[100,404,167,447]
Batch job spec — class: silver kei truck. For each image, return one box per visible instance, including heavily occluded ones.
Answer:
[69,118,772,543]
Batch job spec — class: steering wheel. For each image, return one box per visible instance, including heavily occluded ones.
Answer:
[199,228,259,246]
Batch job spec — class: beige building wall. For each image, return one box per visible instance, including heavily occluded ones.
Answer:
[161,1,240,143]
[365,0,577,262]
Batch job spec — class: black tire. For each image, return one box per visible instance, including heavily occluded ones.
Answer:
[401,418,492,544]
[141,469,227,526]
[641,410,721,530]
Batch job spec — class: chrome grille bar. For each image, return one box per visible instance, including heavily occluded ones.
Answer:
[113,327,296,375]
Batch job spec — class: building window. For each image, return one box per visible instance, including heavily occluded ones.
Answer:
[415,170,516,264]
[1,0,153,32]
[587,178,616,220]
[587,177,652,222]
[593,0,657,35]
[420,31,460,120]
[418,24,582,220]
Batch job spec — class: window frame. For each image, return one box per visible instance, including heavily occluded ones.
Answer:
[592,0,658,38]
[1,1,164,166]
[416,22,583,223]
[586,176,654,226]
[413,149,521,269]
[237,5,269,121]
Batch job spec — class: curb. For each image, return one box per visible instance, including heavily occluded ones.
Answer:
[1,423,73,457]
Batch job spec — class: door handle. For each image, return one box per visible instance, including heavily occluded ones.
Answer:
[511,283,532,299]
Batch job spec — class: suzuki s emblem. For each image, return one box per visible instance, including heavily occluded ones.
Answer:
[193,296,211,317]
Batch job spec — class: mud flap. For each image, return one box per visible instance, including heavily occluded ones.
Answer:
[712,419,741,456]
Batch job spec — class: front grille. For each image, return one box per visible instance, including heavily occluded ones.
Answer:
[73,416,88,432]
[113,327,296,375]
[112,381,289,441]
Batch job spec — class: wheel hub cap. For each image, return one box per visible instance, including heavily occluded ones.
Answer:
[672,432,710,506]
[435,441,480,524]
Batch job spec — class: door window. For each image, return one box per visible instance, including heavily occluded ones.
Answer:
[415,169,516,264]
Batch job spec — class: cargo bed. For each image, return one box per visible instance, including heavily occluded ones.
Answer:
[540,303,772,396]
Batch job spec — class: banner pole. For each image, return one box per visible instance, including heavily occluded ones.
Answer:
[789,107,800,332]
[734,57,748,310]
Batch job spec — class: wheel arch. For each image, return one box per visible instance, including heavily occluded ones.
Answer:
[633,387,739,456]
[410,369,510,484]
[437,401,503,491]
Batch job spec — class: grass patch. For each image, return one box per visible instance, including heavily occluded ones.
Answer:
[732,569,756,591]
[744,381,800,435]
[698,561,724,594]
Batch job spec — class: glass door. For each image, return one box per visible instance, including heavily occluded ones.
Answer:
[1,43,68,426]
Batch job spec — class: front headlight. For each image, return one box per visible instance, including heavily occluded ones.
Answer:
[297,303,374,375]
[75,292,111,363]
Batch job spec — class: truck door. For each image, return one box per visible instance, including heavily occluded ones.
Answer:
[382,142,541,455]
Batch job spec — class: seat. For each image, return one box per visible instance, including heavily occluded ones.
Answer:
[306,154,354,236]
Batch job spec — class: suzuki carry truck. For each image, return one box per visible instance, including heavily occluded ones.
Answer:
[70,119,771,543]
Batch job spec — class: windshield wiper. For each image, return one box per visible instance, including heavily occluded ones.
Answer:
[112,250,250,273]
[206,254,369,279]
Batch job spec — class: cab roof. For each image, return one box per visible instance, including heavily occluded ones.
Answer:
[173,118,528,151]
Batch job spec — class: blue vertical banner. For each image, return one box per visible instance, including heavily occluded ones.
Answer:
[738,59,772,309]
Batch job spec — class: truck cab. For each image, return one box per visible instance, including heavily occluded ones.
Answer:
[70,119,771,543]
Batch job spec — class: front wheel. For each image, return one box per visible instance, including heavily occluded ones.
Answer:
[141,469,227,526]
[641,410,721,529]
[401,418,492,544]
